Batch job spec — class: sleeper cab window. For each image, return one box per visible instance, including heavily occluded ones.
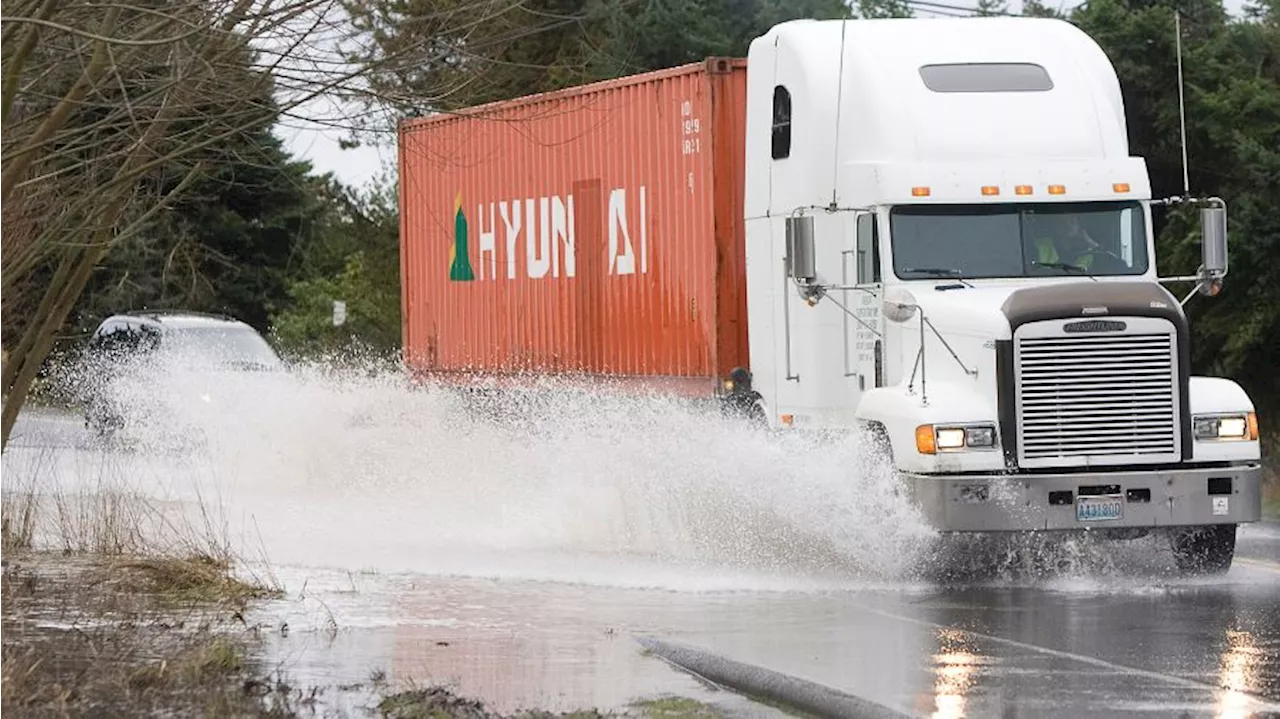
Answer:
[856,214,881,284]
[918,62,1054,93]
[772,85,791,159]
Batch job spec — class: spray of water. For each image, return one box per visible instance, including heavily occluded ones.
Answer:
[16,346,1241,591]
[19,347,945,590]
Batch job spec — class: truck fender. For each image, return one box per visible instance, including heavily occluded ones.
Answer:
[855,382,1000,473]
[1188,376,1256,415]
[1188,376,1262,463]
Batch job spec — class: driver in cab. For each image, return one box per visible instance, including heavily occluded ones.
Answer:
[1029,214,1102,272]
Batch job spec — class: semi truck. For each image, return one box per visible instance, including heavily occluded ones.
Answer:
[398,16,1263,574]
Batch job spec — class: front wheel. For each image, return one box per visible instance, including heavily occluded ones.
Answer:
[1170,524,1236,576]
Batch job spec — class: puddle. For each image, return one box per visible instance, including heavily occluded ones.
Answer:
[245,567,808,716]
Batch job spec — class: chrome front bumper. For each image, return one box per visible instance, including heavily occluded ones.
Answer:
[905,464,1262,532]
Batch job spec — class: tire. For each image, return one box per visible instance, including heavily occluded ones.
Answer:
[84,398,124,440]
[1170,524,1236,576]
[861,421,893,466]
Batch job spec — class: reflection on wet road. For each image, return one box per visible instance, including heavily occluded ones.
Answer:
[251,558,1280,718]
[6,407,1279,717]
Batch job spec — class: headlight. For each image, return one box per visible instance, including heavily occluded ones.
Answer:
[916,423,999,454]
[1193,412,1258,441]
[936,428,966,450]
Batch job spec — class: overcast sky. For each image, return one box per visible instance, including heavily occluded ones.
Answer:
[274,1,1254,191]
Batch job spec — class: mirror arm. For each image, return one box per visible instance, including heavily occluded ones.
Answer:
[1152,195,1228,297]
[907,344,924,401]
[810,288,881,338]
[823,284,879,296]
[1178,281,1205,307]
[923,316,978,377]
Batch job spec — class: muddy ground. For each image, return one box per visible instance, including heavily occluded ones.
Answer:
[0,551,740,718]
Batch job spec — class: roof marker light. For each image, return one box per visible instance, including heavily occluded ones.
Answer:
[912,186,931,197]
[1015,185,1033,195]
[981,186,999,196]
[1113,183,1130,193]
[1048,184,1066,195]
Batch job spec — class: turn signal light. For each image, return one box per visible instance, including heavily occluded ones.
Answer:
[916,425,936,455]
[1248,412,1259,441]
[1048,184,1066,195]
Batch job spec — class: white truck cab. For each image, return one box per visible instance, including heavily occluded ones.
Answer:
[741,17,1262,573]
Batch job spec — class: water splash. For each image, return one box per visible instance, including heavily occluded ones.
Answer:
[23,350,940,589]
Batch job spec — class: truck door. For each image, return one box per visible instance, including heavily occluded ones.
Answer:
[844,212,884,394]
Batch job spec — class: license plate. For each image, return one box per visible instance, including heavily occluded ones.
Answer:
[1076,495,1124,522]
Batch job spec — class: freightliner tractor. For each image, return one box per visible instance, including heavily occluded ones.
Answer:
[744,17,1262,574]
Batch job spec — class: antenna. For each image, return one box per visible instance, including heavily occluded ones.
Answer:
[831,18,848,210]
[1175,10,1190,195]
[1156,10,1233,299]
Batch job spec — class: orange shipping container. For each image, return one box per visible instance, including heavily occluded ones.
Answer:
[398,59,749,396]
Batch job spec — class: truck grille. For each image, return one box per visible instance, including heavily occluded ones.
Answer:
[1015,321,1180,466]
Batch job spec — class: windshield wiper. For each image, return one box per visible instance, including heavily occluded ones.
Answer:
[905,267,963,277]
[903,267,974,287]
[1031,261,1098,281]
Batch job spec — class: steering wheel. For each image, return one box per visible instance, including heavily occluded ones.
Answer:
[1087,248,1129,273]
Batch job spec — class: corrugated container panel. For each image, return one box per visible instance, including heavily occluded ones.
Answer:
[399,59,748,393]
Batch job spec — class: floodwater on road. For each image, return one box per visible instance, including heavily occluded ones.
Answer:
[245,557,1280,718]
[4,363,1279,717]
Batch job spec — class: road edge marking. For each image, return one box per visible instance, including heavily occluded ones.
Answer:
[1235,557,1280,574]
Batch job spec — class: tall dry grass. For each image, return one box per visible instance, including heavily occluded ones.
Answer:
[1,441,280,598]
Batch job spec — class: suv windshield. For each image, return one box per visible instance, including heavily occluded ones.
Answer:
[160,326,282,370]
[890,201,1148,280]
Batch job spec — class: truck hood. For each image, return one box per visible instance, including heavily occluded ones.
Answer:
[884,278,1186,341]
[884,283,1023,341]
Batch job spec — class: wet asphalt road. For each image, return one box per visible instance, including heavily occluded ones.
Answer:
[6,409,1280,718]
[246,557,1280,718]
[6,407,102,449]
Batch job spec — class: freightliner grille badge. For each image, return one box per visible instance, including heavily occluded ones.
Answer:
[1064,319,1127,333]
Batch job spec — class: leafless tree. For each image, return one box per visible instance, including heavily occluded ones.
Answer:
[0,0,532,447]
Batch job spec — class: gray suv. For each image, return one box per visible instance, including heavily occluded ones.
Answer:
[80,310,282,437]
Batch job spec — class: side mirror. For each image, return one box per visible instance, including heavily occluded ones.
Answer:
[882,288,919,323]
[883,301,918,323]
[1200,206,1227,275]
[1198,204,1227,296]
[785,215,816,283]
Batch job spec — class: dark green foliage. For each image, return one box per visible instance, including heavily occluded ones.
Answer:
[70,130,327,339]
[268,173,402,359]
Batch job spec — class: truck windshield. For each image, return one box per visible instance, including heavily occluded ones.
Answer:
[889,201,1148,280]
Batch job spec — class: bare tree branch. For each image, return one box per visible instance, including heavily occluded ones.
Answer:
[0,14,218,46]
